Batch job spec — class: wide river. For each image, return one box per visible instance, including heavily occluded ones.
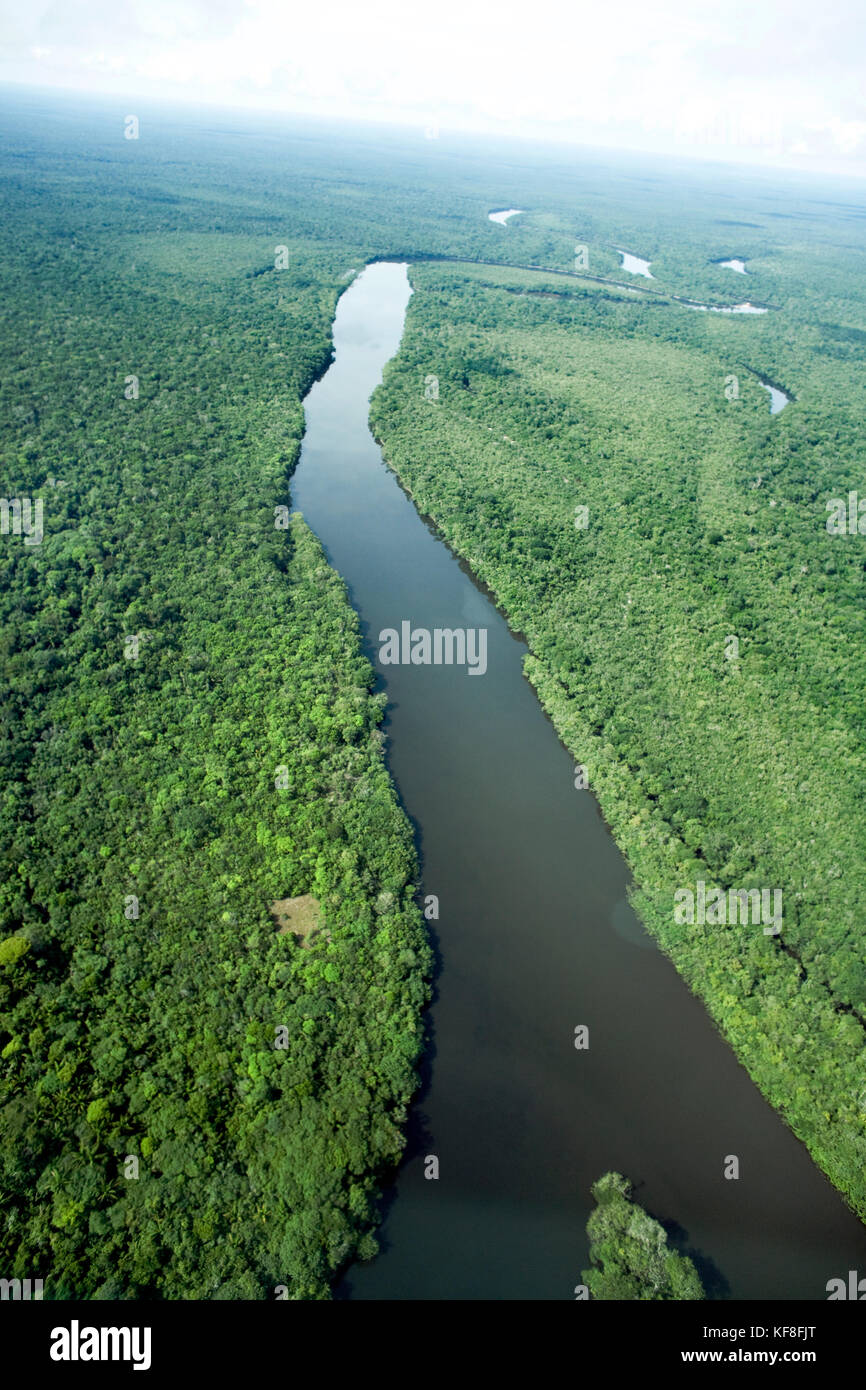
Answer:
[292,260,866,1300]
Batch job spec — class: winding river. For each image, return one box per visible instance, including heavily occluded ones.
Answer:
[292,261,866,1300]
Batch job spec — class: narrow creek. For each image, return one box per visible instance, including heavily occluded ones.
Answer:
[291,260,866,1300]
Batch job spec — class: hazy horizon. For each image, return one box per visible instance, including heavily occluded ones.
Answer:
[2,0,865,180]
[5,78,866,197]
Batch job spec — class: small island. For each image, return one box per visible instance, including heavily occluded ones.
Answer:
[581,1172,705,1300]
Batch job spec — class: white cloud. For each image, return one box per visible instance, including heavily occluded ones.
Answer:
[0,0,864,174]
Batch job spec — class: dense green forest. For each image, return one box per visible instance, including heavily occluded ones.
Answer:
[581,1172,704,1300]
[2,85,865,1295]
[0,95,442,1298]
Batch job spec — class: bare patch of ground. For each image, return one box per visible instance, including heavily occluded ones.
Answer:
[269,894,330,946]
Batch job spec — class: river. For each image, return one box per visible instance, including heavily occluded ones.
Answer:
[617,248,654,277]
[686,300,768,315]
[291,260,866,1300]
[760,381,790,414]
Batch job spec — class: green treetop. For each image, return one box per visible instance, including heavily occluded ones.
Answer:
[581,1172,704,1300]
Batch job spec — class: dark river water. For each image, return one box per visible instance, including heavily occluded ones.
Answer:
[291,260,866,1300]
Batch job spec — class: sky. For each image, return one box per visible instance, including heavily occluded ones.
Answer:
[2,0,866,177]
